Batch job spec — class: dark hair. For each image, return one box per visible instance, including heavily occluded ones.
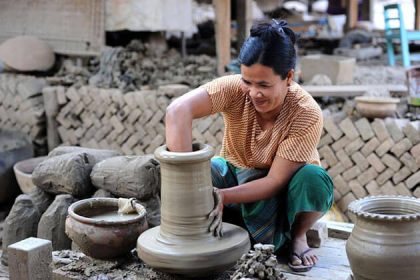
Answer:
[238,19,296,79]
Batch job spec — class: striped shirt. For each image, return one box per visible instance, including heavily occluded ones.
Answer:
[202,74,322,169]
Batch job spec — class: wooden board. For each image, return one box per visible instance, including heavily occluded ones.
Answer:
[277,238,352,280]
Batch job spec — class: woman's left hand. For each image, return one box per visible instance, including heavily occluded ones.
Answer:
[209,187,224,238]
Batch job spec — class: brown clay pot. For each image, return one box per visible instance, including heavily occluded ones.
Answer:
[355,96,399,119]
[66,197,148,259]
[346,196,420,280]
[13,156,47,194]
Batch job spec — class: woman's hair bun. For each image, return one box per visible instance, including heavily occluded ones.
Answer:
[250,19,296,45]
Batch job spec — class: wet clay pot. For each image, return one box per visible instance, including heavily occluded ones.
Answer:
[137,143,250,276]
[13,156,47,194]
[346,196,420,280]
[66,197,148,259]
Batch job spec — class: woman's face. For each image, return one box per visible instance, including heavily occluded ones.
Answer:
[240,63,293,116]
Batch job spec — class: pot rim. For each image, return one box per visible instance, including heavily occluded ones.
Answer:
[348,195,420,221]
[154,142,214,164]
[68,197,146,226]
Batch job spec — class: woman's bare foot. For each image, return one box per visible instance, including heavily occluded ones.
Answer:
[289,234,318,268]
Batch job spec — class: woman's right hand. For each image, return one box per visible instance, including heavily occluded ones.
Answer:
[208,187,224,238]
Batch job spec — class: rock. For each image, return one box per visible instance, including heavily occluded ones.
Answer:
[37,194,76,250]
[91,155,160,200]
[1,194,41,265]
[29,187,54,213]
[140,196,161,228]
[48,146,120,161]
[92,189,115,198]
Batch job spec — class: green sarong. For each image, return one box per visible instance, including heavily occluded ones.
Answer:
[211,157,334,251]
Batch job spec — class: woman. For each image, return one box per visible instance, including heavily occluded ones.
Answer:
[165,19,333,272]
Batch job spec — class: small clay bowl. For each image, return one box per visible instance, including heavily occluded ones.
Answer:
[65,198,148,259]
[355,96,400,119]
[13,156,47,194]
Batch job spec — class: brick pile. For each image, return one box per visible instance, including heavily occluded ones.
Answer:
[319,114,420,220]
[46,85,224,155]
[0,74,47,155]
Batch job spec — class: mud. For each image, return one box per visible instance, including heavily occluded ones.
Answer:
[89,211,139,222]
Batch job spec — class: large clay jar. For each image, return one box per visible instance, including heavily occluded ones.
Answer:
[346,195,420,280]
[66,197,148,259]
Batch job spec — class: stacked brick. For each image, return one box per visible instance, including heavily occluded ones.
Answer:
[319,114,420,221]
[0,74,47,155]
[47,85,224,155]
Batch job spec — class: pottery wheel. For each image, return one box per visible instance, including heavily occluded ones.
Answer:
[137,223,250,276]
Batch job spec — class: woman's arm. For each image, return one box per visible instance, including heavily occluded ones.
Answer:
[165,87,212,152]
[221,156,304,204]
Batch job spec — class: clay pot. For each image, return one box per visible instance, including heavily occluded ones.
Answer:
[346,196,420,280]
[355,96,399,119]
[65,198,148,259]
[13,156,47,194]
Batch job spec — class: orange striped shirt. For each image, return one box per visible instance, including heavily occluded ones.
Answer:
[202,74,322,169]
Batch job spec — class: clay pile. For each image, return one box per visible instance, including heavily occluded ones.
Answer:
[231,244,287,280]
[49,40,217,92]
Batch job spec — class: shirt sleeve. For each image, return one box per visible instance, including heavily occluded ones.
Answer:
[200,74,243,114]
[276,106,323,163]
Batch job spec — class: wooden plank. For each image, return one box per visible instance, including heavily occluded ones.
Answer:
[324,221,354,239]
[214,0,231,75]
[277,238,352,280]
[303,84,407,97]
[345,0,358,31]
[236,0,252,53]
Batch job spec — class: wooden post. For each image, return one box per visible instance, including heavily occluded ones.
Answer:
[42,87,61,152]
[214,0,231,75]
[236,0,252,53]
[360,0,371,21]
[345,0,358,31]
[416,0,420,30]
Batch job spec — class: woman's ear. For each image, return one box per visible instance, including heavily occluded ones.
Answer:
[287,69,295,86]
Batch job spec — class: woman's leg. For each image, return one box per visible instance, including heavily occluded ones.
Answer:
[286,164,334,268]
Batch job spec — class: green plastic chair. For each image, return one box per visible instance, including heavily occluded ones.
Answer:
[384,3,420,67]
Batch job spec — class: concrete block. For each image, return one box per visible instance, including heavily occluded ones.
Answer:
[371,119,390,141]
[375,138,395,157]
[402,122,420,145]
[357,167,378,186]
[380,181,398,196]
[339,117,360,140]
[392,167,412,185]
[324,117,343,140]
[351,152,369,170]
[328,162,345,178]
[333,175,351,195]
[337,192,357,212]
[410,143,420,159]
[391,138,413,158]
[400,152,419,173]
[343,166,362,181]
[336,149,354,169]
[333,189,342,201]
[406,171,420,189]
[355,118,374,141]
[8,237,52,280]
[414,187,420,198]
[344,137,364,155]
[365,181,382,195]
[366,153,386,173]
[377,168,395,186]
[319,145,338,166]
[318,134,333,148]
[349,180,367,198]
[361,137,380,157]
[395,182,412,196]
[381,154,402,172]
[332,136,351,152]
[385,118,405,142]
[306,221,328,248]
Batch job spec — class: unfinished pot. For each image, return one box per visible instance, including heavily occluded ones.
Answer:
[13,156,47,194]
[65,197,148,259]
[137,143,250,276]
[346,196,420,280]
[355,96,399,119]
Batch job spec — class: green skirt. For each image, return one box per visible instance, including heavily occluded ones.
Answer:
[211,157,334,251]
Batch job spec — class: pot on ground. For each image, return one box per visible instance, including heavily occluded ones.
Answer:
[13,156,47,194]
